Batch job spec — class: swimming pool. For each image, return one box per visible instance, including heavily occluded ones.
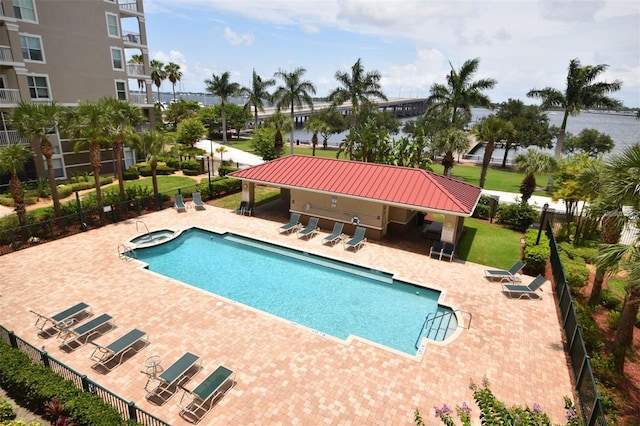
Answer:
[132,227,455,355]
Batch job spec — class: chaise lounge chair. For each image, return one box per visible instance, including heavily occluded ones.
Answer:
[178,365,235,423]
[30,302,92,336]
[343,226,367,252]
[322,222,345,246]
[429,241,443,260]
[58,313,115,351]
[146,352,202,404]
[297,217,319,240]
[235,201,248,215]
[192,192,206,210]
[174,194,187,213]
[90,328,149,372]
[440,242,455,262]
[484,260,525,283]
[278,213,302,234]
[502,274,546,299]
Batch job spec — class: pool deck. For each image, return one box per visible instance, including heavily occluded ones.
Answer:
[0,203,574,425]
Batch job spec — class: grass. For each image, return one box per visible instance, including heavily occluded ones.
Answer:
[209,186,281,210]
[108,176,199,195]
[457,217,523,270]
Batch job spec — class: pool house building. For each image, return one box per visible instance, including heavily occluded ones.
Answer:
[230,155,483,243]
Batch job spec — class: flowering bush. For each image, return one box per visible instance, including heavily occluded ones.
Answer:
[415,378,581,426]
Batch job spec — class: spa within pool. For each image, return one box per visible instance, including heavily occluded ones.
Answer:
[133,227,454,355]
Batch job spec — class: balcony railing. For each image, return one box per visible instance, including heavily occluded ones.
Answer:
[126,63,145,77]
[128,93,148,105]
[0,45,14,62]
[118,1,138,13]
[0,89,21,104]
[0,130,29,147]
[122,32,141,44]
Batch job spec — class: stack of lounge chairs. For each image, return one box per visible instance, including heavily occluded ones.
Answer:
[429,241,455,262]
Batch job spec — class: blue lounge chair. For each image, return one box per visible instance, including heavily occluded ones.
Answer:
[297,217,319,240]
[278,213,302,234]
[174,194,187,212]
[90,329,149,372]
[31,302,91,333]
[322,222,345,246]
[192,192,206,210]
[343,226,367,252]
[484,260,525,283]
[146,352,202,404]
[178,365,235,423]
[235,201,248,215]
[58,313,115,351]
[502,274,546,299]
[440,242,455,262]
[429,241,443,259]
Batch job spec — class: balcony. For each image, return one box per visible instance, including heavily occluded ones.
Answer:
[118,1,139,14]
[128,92,149,105]
[122,32,142,45]
[0,130,29,147]
[126,63,146,77]
[0,89,21,104]
[0,46,23,67]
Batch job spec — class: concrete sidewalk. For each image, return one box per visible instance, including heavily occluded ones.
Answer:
[196,138,264,167]
[480,189,573,213]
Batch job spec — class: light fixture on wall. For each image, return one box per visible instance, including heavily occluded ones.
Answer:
[243,183,248,190]
[331,196,337,208]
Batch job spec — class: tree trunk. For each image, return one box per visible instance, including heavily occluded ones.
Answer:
[221,101,228,144]
[312,132,318,157]
[588,213,623,306]
[9,174,26,226]
[612,285,640,375]
[114,141,125,201]
[441,151,455,176]
[274,130,283,158]
[151,163,159,199]
[501,144,511,168]
[289,105,295,156]
[90,142,103,216]
[41,138,61,218]
[588,266,606,306]
[479,140,495,188]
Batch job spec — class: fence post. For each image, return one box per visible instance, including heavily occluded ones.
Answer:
[40,350,50,368]
[49,219,55,240]
[156,193,162,211]
[127,401,138,421]
[80,374,90,392]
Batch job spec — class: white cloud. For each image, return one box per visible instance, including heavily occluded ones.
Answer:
[223,27,255,46]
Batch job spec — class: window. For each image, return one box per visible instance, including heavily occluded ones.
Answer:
[115,81,127,100]
[13,0,36,22]
[110,47,123,70]
[19,34,44,62]
[27,75,49,99]
[106,13,119,37]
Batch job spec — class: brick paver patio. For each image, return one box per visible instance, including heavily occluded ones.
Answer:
[0,202,575,425]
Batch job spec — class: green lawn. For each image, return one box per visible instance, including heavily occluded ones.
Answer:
[457,217,523,270]
[209,186,281,210]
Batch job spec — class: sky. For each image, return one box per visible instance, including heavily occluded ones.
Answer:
[138,0,640,108]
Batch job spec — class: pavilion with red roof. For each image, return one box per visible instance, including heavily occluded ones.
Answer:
[230,155,482,242]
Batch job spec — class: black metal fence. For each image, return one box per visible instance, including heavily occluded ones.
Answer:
[546,220,608,426]
[0,325,169,426]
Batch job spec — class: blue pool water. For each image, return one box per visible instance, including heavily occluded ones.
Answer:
[133,228,453,355]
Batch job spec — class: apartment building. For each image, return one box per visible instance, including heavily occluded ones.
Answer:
[0,0,154,184]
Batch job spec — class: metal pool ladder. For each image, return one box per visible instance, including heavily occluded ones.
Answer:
[414,310,472,348]
[118,244,136,260]
[136,220,150,236]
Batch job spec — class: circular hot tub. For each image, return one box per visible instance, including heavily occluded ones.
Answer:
[128,229,181,249]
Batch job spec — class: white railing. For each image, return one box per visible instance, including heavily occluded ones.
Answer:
[126,63,145,76]
[0,89,21,104]
[128,93,148,105]
[122,32,141,44]
[0,131,29,146]
[118,1,138,13]
[0,45,14,62]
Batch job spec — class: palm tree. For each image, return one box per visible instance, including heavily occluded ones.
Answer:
[432,128,470,176]
[135,131,170,199]
[240,69,275,130]
[426,58,496,130]
[0,143,33,226]
[513,149,555,204]
[164,62,182,100]
[150,59,166,102]
[527,58,622,159]
[204,72,241,144]
[61,99,113,214]
[328,58,387,129]
[103,98,144,200]
[472,115,514,188]
[266,110,293,158]
[273,67,317,155]
[10,101,63,217]
[215,145,228,163]
[304,116,328,157]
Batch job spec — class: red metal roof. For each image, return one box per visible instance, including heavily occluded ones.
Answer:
[230,155,482,215]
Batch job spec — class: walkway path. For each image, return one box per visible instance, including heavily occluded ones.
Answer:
[196,138,264,167]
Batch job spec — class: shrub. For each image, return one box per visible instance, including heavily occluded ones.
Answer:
[218,164,239,177]
[522,229,550,276]
[159,157,181,169]
[138,165,175,176]
[606,309,621,329]
[496,203,539,231]
[0,397,16,422]
[182,169,201,176]
[56,185,74,199]
[472,196,491,219]
[122,166,139,181]
[180,159,200,172]
[557,241,598,264]
[575,305,605,352]
[600,289,622,310]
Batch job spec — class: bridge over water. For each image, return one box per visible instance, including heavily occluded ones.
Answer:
[256,97,427,125]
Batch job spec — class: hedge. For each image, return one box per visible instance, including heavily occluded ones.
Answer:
[496,203,539,231]
[522,228,550,276]
[0,343,140,426]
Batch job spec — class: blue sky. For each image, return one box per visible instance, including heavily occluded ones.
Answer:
[141,0,640,107]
